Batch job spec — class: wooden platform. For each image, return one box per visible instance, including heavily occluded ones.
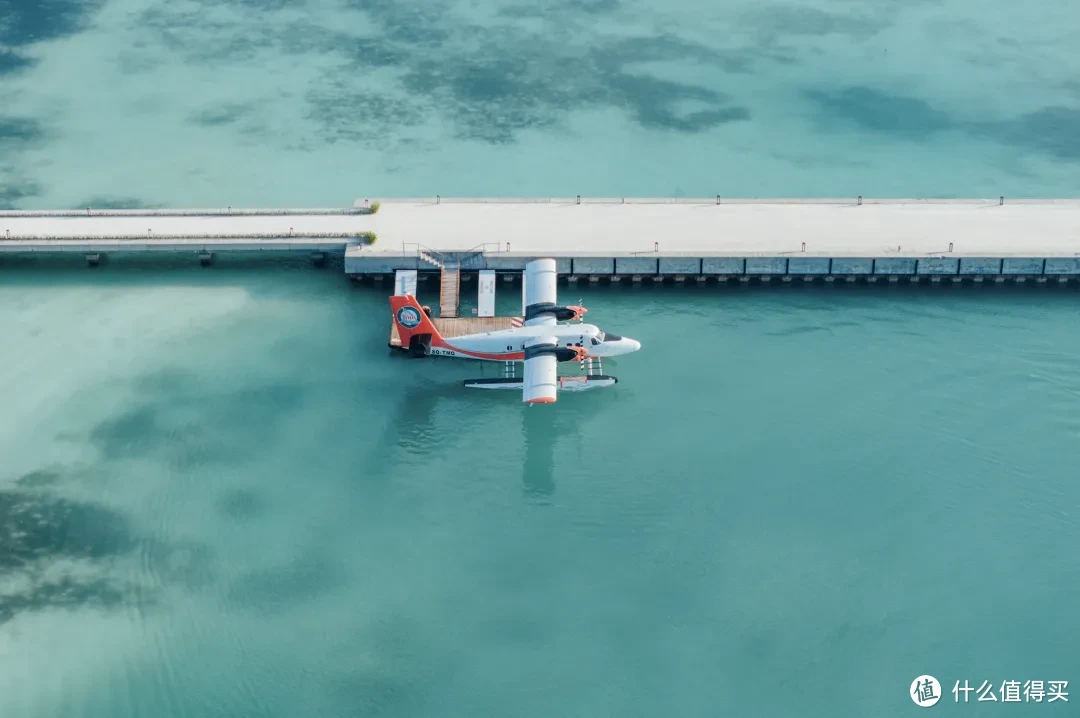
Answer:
[389,316,517,348]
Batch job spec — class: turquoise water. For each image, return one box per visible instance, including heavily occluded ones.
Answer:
[4,0,1080,714]
[2,259,1079,715]
[1,0,1079,207]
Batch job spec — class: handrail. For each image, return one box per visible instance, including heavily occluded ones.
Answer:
[464,241,502,254]
[398,241,506,272]
[401,242,449,270]
[401,242,445,258]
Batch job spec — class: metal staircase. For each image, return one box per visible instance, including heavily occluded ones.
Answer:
[403,243,502,318]
[419,250,443,269]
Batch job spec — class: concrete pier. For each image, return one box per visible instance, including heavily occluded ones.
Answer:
[4,198,1080,283]
[340,198,1080,282]
[0,207,373,259]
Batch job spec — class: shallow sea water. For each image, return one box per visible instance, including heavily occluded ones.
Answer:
[1,0,1079,206]
[3,0,1080,714]
[2,259,1080,716]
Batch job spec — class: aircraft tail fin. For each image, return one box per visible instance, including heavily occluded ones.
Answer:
[390,294,443,352]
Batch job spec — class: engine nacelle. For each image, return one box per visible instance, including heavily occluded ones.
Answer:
[523,341,587,363]
[524,302,587,323]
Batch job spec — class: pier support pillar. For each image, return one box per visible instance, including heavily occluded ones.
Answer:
[199,251,213,266]
[1057,277,1070,284]
[951,277,962,284]
[974,276,984,283]
[502,274,513,283]
[311,251,326,267]
[994,276,1005,283]
[632,275,642,283]
[674,275,686,283]
[1037,277,1048,284]
[845,276,856,283]
[888,276,899,283]
[86,253,101,267]
[589,276,600,283]
[825,276,835,283]
[782,276,792,283]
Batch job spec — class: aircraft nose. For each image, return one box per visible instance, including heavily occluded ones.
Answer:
[609,337,640,355]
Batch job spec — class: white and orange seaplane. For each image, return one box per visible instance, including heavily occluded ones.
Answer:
[390,258,641,404]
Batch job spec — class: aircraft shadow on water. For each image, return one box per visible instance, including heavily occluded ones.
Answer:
[377,258,635,496]
[375,376,609,499]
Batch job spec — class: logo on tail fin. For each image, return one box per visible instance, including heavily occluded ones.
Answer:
[396,306,422,329]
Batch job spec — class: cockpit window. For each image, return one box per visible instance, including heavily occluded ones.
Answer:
[590,338,599,345]
[596,331,605,342]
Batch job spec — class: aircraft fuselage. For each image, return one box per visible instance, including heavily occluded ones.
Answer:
[430,322,640,361]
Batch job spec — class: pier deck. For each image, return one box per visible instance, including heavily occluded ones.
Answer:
[356,198,1080,257]
[5,199,1080,279]
[0,208,373,256]
[342,198,1080,280]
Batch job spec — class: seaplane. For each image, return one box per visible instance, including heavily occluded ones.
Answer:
[390,258,642,404]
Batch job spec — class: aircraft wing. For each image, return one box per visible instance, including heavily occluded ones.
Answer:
[523,258,557,327]
[522,336,559,404]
